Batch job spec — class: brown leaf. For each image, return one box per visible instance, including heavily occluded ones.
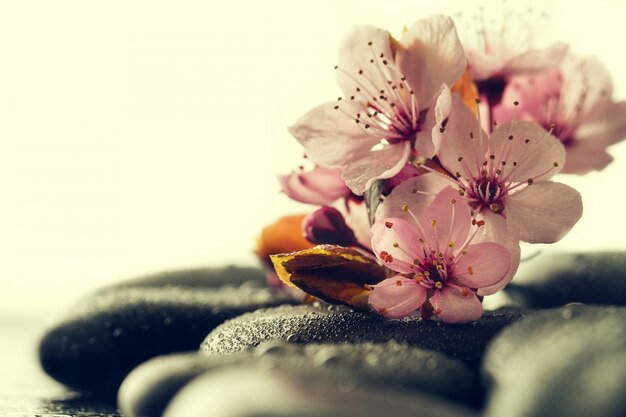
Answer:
[271,245,389,310]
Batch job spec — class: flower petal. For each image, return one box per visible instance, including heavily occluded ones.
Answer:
[506,181,583,243]
[431,287,482,324]
[505,43,568,76]
[376,172,450,222]
[369,276,427,319]
[418,187,472,253]
[454,242,510,289]
[288,101,380,167]
[397,15,466,106]
[342,141,411,195]
[561,140,614,175]
[279,167,350,205]
[436,92,488,179]
[489,120,565,182]
[371,217,423,274]
[475,210,521,296]
[575,101,626,146]
[466,48,505,81]
[335,25,397,99]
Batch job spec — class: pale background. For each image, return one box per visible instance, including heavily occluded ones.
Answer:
[1,0,624,319]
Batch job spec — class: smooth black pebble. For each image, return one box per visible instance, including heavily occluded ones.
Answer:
[200,305,528,367]
[505,251,626,307]
[39,266,293,397]
[483,304,626,417]
[162,365,480,417]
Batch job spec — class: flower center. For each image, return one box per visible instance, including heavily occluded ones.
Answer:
[333,40,425,144]
[467,175,506,214]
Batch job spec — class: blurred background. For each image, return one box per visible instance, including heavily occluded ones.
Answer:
[1,0,625,320]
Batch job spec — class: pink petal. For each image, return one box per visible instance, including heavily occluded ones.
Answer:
[335,25,397,100]
[371,217,423,274]
[369,276,427,319]
[561,140,614,175]
[559,55,613,123]
[506,181,583,244]
[376,172,450,222]
[342,141,411,195]
[475,211,521,296]
[575,101,626,146]
[454,242,510,289]
[436,92,489,179]
[288,101,380,168]
[397,15,466,106]
[431,287,483,324]
[505,43,569,76]
[418,186,472,254]
[278,167,350,205]
[466,48,505,81]
[489,120,565,183]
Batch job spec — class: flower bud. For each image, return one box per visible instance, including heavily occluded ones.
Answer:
[302,206,356,246]
[279,166,351,205]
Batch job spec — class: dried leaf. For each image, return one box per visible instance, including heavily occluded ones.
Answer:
[271,245,388,310]
[255,214,315,267]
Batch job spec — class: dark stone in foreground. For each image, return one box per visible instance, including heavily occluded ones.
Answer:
[505,251,626,307]
[483,305,626,417]
[119,341,481,417]
[39,275,292,397]
[201,305,528,367]
[163,366,479,417]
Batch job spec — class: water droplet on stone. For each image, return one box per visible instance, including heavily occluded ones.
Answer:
[286,334,300,343]
[112,328,123,338]
[426,357,438,370]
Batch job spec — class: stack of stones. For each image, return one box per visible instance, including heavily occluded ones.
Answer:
[38,252,626,417]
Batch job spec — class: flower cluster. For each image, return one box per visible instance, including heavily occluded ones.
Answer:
[267,10,625,323]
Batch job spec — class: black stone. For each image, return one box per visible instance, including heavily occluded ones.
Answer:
[39,270,293,397]
[107,265,267,290]
[119,342,482,417]
[505,251,626,308]
[162,365,479,417]
[200,305,528,368]
[483,304,626,417]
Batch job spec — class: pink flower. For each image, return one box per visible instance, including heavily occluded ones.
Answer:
[288,15,466,195]
[369,187,510,323]
[278,166,351,205]
[428,88,583,244]
[456,5,567,106]
[494,55,626,174]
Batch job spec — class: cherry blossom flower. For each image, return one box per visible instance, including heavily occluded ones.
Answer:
[494,55,626,174]
[455,4,567,106]
[427,88,583,244]
[376,172,520,295]
[369,187,511,323]
[288,15,466,195]
[278,166,351,205]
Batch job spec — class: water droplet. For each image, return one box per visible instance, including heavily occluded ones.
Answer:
[286,334,300,343]
[163,317,174,326]
[112,328,123,338]
[254,341,289,357]
[561,309,573,319]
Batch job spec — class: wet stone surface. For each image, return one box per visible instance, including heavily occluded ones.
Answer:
[200,305,528,368]
[162,366,480,417]
[119,341,482,417]
[505,251,626,307]
[38,266,294,397]
[483,304,626,417]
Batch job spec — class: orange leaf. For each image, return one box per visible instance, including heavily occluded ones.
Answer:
[270,245,388,310]
[255,214,315,267]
